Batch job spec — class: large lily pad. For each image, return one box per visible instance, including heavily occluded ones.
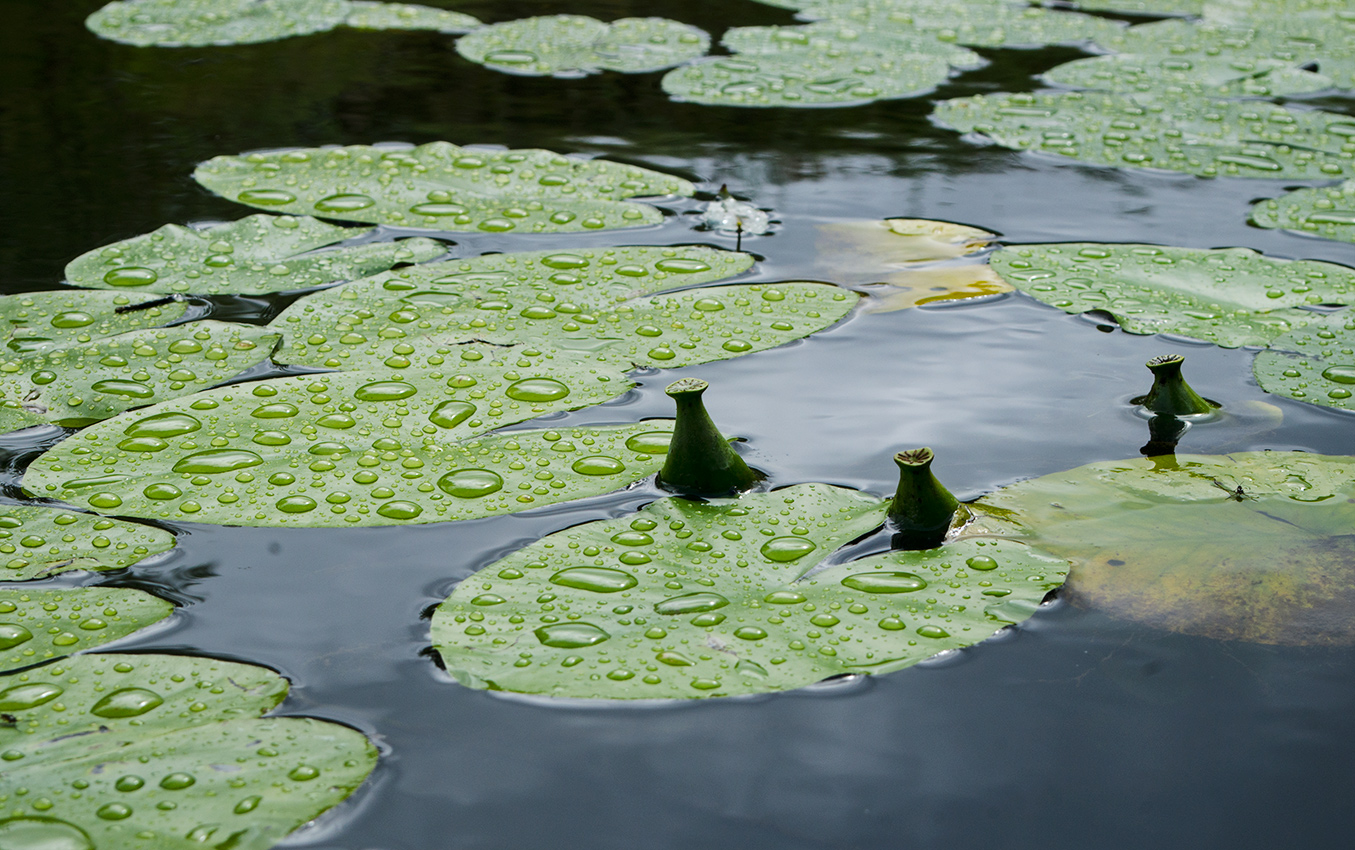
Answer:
[967,451,1355,645]
[0,321,280,431]
[662,51,952,108]
[66,215,445,296]
[0,653,376,850]
[194,143,694,233]
[86,0,351,46]
[1251,181,1355,243]
[0,588,172,672]
[0,504,174,582]
[24,344,678,527]
[0,291,188,356]
[433,484,1068,698]
[1253,311,1355,412]
[342,1,479,33]
[455,15,709,77]
[720,22,982,69]
[1045,53,1330,99]
[934,90,1355,180]
[990,242,1355,347]
[1056,0,1204,12]
[783,0,1125,48]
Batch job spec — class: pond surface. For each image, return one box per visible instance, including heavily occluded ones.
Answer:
[4,1,1355,847]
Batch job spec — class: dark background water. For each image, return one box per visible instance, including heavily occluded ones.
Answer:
[3,1,1355,848]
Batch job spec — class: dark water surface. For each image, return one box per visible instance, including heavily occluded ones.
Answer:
[4,1,1355,848]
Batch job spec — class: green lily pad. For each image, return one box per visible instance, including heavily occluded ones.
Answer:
[432,483,1068,698]
[0,588,172,672]
[782,0,1125,48]
[934,90,1355,180]
[0,504,174,582]
[662,51,952,107]
[967,451,1355,645]
[194,143,694,233]
[1251,181,1355,243]
[990,242,1355,347]
[455,15,709,77]
[66,215,445,297]
[1045,53,1330,98]
[0,321,280,430]
[343,1,479,33]
[0,653,377,850]
[1055,0,1205,13]
[720,22,982,69]
[86,0,351,46]
[24,344,677,527]
[0,291,188,357]
[1253,310,1355,411]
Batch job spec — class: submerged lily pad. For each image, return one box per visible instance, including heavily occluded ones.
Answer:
[968,451,1355,645]
[1253,311,1355,411]
[990,242,1355,347]
[0,653,376,850]
[1251,181,1355,243]
[0,504,174,581]
[66,215,445,296]
[0,588,172,671]
[86,0,351,46]
[194,143,694,233]
[433,484,1068,698]
[343,1,479,33]
[456,15,709,77]
[0,290,188,356]
[0,320,280,430]
[662,51,952,107]
[935,90,1354,180]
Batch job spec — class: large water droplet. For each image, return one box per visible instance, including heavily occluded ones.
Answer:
[571,456,625,475]
[238,189,296,206]
[251,403,300,419]
[916,624,950,639]
[966,556,998,571]
[160,773,196,790]
[505,378,569,402]
[377,501,422,520]
[429,400,476,429]
[541,253,589,270]
[354,381,417,402]
[91,687,163,718]
[314,193,376,212]
[91,379,154,399]
[550,567,638,593]
[655,258,713,273]
[124,412,201,438]
[51,312,95,329]
[841,572,928,593]
[102,267,158,287]
[0,817,93,850]
[0,683,63,710]
[1321,365,1355,384]
[654,592,729,615]
[0,624,34,650]
[624,430,672,454]
[535,622,610,648]
[172,449,263,474]
[438,469,503,498]
[760,537,817,562]
[277,496,318,514]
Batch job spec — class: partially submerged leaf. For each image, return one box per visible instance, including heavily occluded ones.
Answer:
[0,290,187,356]
[455,15,709,77]
[0,653,376,850]
[0,588,172,672]
[194,143,695,233]
[343,1,480,33]
[1251,181,1355,243]
[1253,311,1355,412]
[935,90,1354,180]
[0,504,174,581]
[967,451,1355,645]
[720,22,982,69]
[0,320,280,430]
[1045,53,1330,99]
[66,215,445,296]
[86,0,351,46]
[433,483,1068,698]
[662,51,952,108]
[784,0,1125,48]
[990,242,1355,347]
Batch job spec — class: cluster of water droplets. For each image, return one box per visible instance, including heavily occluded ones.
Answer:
[455,15,710,78]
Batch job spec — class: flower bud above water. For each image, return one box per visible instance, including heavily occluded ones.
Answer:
[1139,354,1215,416]
[657,378,757,497]
[888,448,960,550]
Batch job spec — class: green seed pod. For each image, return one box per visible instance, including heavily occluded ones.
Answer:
[1141,354,1214,416]
[657,378,756,497]
[888,448,959,550]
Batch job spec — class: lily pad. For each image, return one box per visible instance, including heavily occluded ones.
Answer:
[1054,0,1205,13]
[0,321,280,430]
[1045,53,1330,98]
[662,51,953,108]
[66,215,445,297]
[432,483,1068,698]
[1251,181,1355,243]
[0,504,174,582]
[934,90,1355,180]
[86,0,351,46]
[343,1,479,33]
[0,588,172,672]
[194,143,694,233]
[967,451,1355,645]
[990,242,1355,347]
[24,344,677,527]
[0,653,377,850]
[782,0,1125,48]
[0,291,188,356]
[720,22,982,70]
[1253,310,1355,411]
[455,15,709,77]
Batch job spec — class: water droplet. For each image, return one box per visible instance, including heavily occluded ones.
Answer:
[0,624,33,650]
[734,626,768,640]
[610,531,653,546]
[117,437,167,453]
[535,622,610,648]
[251,403,300,419]
[841,572,928,593]
[143,483,182,500]
[692,298,724,312]
[760,537,817,562]
[655,258,712,273]
[505,378,569,402]
[624,430,671,454]
[238,189,296,206]
[354,381,417,402]
[51,312,95,329]
[571,455,625,475]
[102,267,158,287]
[314,193,376,212]
[438,469,504,498]
[172,449,263,474]
[764,591,806,604]
[377,501,422,520]
[654,592,729,615]
[115,775,145,792]
[1321,365,1355,384]
[88,493,122,509]
[91,379,154,399]
[0,683,63,711]
[410,203,468,216]
[288,765,320,781]
[541,253,589,270]
[277,496,318,514]
[0,817,93,850]
[916,624,950,639]
[879,617,906,631]
[550,567,638,593]
[91,687,163,718]
[125,412,201,438]
[160,773,196,790]
[234,795,261,814]
[486,49,538,65]
[966,556,998,571]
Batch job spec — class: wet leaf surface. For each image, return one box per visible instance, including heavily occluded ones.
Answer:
[662,51,953,108]
[0,505,174,582]
[0,291,188,357]
[86,0,352,46]
[456,15,709,77]
[0,588,172,672]
[1253,310,1355,412]
[433,483,1068,698]
[66,215,445,296]
[342,1,479,33]
[1045,53,1329,99]
[194,142,694,233]
[720,22,982,69]
[1251,181,1355,243]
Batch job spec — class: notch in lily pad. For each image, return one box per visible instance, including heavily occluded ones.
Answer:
[889,447,963,550]
[657,378,757,497]
[1134,354,1217,417]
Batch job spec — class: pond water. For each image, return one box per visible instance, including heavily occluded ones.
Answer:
[4,1,1355,847]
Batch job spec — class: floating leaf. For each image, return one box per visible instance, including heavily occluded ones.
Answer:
[194,143,694,233]
[967,451,1355,645]
[0,588,172,672]
[0,290,187,357]
[0,653,376,849]
[66,215,445,297]
[433,483,1068,698]
[662,51,952,108]
[1054,0,1205,13]
[1045,53,1329,98]
[343,1,479,33]
[782,0,1125,48]
[1253,311,1355,411]
[1251,181,1355,243]
[935,90,1354,179]
[990,242,1355,347]
[455,15,709,77]
[0,321,279,430]
[720,22,982,70]
[0,505,174,582]
[24,344,676,527]
[86,0,351,46]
